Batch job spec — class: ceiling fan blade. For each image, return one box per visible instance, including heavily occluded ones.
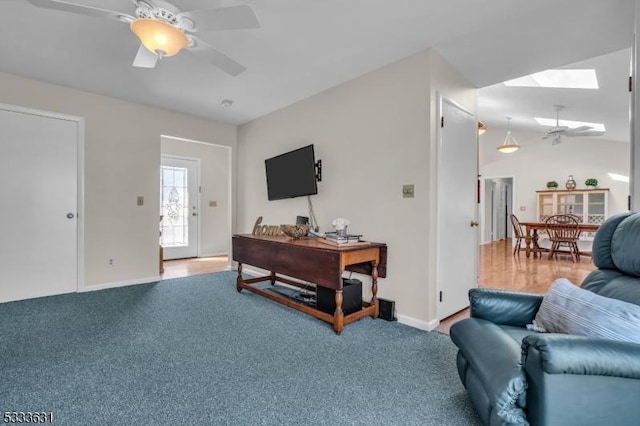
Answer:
[132,44,158,68]
[188,36,246,76]
[179,5,260,32]
[565,130,606,137]
[566,125,593,133]
[25,0,132,22]
[547,126,569,134]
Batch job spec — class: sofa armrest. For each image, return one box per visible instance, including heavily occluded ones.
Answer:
[469,288,543,327]
[522,334,640,379]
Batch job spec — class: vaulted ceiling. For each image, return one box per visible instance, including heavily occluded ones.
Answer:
[0,0,634,140]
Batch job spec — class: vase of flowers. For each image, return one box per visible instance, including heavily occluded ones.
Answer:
[332,218,350,237]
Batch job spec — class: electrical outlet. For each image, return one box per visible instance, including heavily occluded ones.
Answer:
[109,258,114,266]
[137,196,144,206]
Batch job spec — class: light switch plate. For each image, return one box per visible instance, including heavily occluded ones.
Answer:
[402,184,415,198]
[209,200,217,207]
[137,196,144,206]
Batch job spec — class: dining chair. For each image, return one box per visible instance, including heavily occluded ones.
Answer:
[545,214,581,262]
[510,214,525,256]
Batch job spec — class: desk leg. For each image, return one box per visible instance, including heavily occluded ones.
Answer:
[334,290,344,335]
[524,229,532,258]
[236,263,243,292]
[371,261,379,318]
[270,271,276,285]
[532,230,540,258]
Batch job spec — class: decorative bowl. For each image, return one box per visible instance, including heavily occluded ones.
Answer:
[280,224,310,239]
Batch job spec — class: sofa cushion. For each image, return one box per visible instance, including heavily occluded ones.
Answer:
[581,269,640,305]
[532,278,640,343]
[610,214,640,277]
[450,318,528,425]
[591,212,634,270]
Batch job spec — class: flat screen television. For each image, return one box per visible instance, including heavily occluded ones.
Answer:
[265,144,319,201]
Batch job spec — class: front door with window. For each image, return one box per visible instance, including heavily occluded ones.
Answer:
[160,156,199,260]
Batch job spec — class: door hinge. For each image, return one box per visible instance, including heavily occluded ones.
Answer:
[441,116,444,127]
[199,186,202,193]
[439,291,443,302]
[629,76,633,92]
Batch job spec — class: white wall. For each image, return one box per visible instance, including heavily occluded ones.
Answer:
[237,49,476,328]
[0,72,236,288]
[479,125,630,231]
[161,136,231,257]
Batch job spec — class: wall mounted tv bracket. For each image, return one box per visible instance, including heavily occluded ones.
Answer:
[315,160,322,182]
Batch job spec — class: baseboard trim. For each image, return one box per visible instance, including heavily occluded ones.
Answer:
[397,314,439,331]
[79,276,161,293]
[198,252,229,258]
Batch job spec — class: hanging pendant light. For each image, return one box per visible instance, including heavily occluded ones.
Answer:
[496,117,520,153]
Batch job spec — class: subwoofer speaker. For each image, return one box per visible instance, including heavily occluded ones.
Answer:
[378,298,396,321]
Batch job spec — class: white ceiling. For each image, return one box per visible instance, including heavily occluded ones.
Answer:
[0,0,635,140]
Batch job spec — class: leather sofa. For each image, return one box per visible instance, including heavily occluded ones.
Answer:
[450,212,640,426]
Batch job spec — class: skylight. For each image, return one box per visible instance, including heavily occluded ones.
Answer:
[608,173,629,183]
[534,117,606,132]
[504,69,599,89]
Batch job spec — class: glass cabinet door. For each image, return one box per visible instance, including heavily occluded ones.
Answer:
[557,193,584,220]
[538,193,554,220]
[587,192,606,224]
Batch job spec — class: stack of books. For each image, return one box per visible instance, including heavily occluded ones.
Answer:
[318,232,367,246]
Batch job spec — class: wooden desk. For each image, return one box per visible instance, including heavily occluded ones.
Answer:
[232,234,387,334]
[520,222,600,258]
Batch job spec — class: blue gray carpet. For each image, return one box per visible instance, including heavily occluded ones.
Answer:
[0,271,480,425]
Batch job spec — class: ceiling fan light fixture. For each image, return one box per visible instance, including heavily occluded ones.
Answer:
[130,18,188,57]
[496,117,520,153]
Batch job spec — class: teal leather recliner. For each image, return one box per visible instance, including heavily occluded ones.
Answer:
[450,212,640,426]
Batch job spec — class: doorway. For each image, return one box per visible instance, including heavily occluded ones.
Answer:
[160,135,232,269]
[481,177,514,243]
[0,105,83,302]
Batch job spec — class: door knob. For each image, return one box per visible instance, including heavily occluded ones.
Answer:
[470,220,479,227]
[192,212,198,216]
[67,213,75,219]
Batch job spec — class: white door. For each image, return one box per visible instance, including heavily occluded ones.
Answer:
[0,107,79,302]
[160,156,199,259]
[495,181,507,240]
[437,96,479,319]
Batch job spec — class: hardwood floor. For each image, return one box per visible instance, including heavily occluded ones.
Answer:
[161,240,597,335]
[435,238,597,334]
[161,256,229,280]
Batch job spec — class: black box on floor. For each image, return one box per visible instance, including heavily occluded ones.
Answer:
[378,298,397,321]
[316,278,362,315]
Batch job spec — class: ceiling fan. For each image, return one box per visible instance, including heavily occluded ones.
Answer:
[542,105,606,145]
[25,0,260,76]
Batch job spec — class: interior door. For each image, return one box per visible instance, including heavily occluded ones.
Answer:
[437,96,479,320]
[160,156,199,259]
[0,107,79,302]
[495,181,507,240]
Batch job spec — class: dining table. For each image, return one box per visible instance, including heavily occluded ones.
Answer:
[519,221,601,258]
